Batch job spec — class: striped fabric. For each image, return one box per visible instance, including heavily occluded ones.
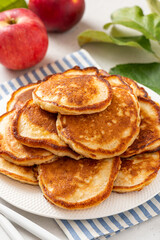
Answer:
[0,49,160,240]
[56,194,160,240]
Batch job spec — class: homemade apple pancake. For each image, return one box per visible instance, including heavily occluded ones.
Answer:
[32,67,113,115]
[0,157,38,185]
[13,100,81,160]
[63,66,99,76]
[6,82,39,111]
[104,75,132,92]
[6,75,51,111]
[113,152,160,192]
[98,69,110,77]
[122,97,160,157]
[121,76,148,98]
[98,69,148,98]
[57,87,140,159]
[60,67,128,90]
[0,110,55,166]
[38,156,121,209]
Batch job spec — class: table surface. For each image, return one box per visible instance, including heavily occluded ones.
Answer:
[0,0,160,239]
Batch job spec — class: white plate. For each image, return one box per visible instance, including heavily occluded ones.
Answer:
[0,85,160,220]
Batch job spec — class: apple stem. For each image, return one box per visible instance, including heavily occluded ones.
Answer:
[8,18,17,25]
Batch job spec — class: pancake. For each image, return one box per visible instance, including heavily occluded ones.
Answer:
[121,76,148,98]
[0,110,56,166]
[57,87,140,159]
[63,66,99,76]
[98,69,110,77]
[62,68,131,91]
[38,156,121,209]
[98,69,148,98]
[32,67,113,115]
[122,97,160,157]
[113,152,160,192]
[6,82,39,111]
[6,75,51,112]
[0,156,38,185]
[13,100,81,160]
[104,75,132,92]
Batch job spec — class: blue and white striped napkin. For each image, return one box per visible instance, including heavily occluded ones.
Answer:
[0,49,160,240]
[56,194,160,240]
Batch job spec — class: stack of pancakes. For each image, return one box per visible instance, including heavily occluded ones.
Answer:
[0,66,160,209]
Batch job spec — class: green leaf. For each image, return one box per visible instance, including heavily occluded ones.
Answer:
[109,62,160,94]
[78,30,113,46]
[0,0,28,12]
[147,0,160,15]
[104,6,160,41]
[78,30,153,54]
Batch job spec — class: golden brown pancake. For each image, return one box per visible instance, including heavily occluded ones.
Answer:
[0,110,56,166]
[104,75,132,92]
[6,76,52,112]
[13,100,81,160]
[121,76,148,98]
[113,152,160,192]
[122,97,160,157]
[63,66,99,76]
[32,67,113,115]
[38,156,121,209]
[0,156,38,185]
[98,69,110,77]
[59,67,131,91]
[57,87,140,159]
[98,69,148,98]
[6,82,39,111]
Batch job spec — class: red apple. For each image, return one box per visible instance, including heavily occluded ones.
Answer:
[0,8,48,70]
[29,0,85,32]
